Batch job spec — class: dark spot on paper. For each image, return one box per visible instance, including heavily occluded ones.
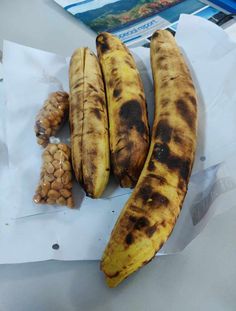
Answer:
[52,243,60,250]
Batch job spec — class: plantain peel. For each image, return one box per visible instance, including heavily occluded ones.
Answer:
[69,47,110,198]
[96,32,149,188]
[101,30,197,287]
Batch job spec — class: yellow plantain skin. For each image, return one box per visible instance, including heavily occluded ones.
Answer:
[96,32,149,188]
[69,47,110,198]
[100,30,197,287]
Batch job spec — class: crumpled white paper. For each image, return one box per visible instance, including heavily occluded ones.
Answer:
[0,15,236,263]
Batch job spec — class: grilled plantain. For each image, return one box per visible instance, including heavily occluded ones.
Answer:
[69,47,110,198]
[96,32,149,188]
[100,30,197,287]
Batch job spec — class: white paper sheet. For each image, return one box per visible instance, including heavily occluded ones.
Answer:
[1,15,236,263]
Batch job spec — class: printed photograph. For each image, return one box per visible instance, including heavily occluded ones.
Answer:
[75,0,185,32]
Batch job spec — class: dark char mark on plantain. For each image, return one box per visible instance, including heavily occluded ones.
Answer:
[125,232,134,245]
[96,33,110,53]
[176,99,195,130]
[119,100,147,135]
[152,143,191,181]
[155,120,173,143]
[138,184,169,207]
[113,88,121,98]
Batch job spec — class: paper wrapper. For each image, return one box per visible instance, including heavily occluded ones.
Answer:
[0,15,236,263]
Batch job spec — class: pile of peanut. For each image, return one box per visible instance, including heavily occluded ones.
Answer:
[33,143,74,208]
[35,91,69,147]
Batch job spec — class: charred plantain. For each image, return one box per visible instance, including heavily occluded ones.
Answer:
[69,47,110,198]
[100,30,197,287]
[96,32,149,188]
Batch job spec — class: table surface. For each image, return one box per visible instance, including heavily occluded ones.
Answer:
[1,1,236,311]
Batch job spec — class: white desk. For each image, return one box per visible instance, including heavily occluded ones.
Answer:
[0,1,236,310]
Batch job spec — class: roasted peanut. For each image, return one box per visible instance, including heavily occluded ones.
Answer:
[33,143,74,208]
[45,162,55,174]
[67,197,74,208]
[52,160,61,169]
[34,91,69,147]
[54,169,64,178]
[64,181,73,190]
[51,178,63,190]
[44,174,55,183]
[58,144,69,153]
[62,171,72,185]
[48,189,60,199]
[48,144,58,155]
[60,189,71,198]
[54,150,66,161]
[56,197,67,205]
[41,181,50,197]
[46,198,56,205]
[43,154,53,163]
[62,161,71,171]
[33,194,41,204]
